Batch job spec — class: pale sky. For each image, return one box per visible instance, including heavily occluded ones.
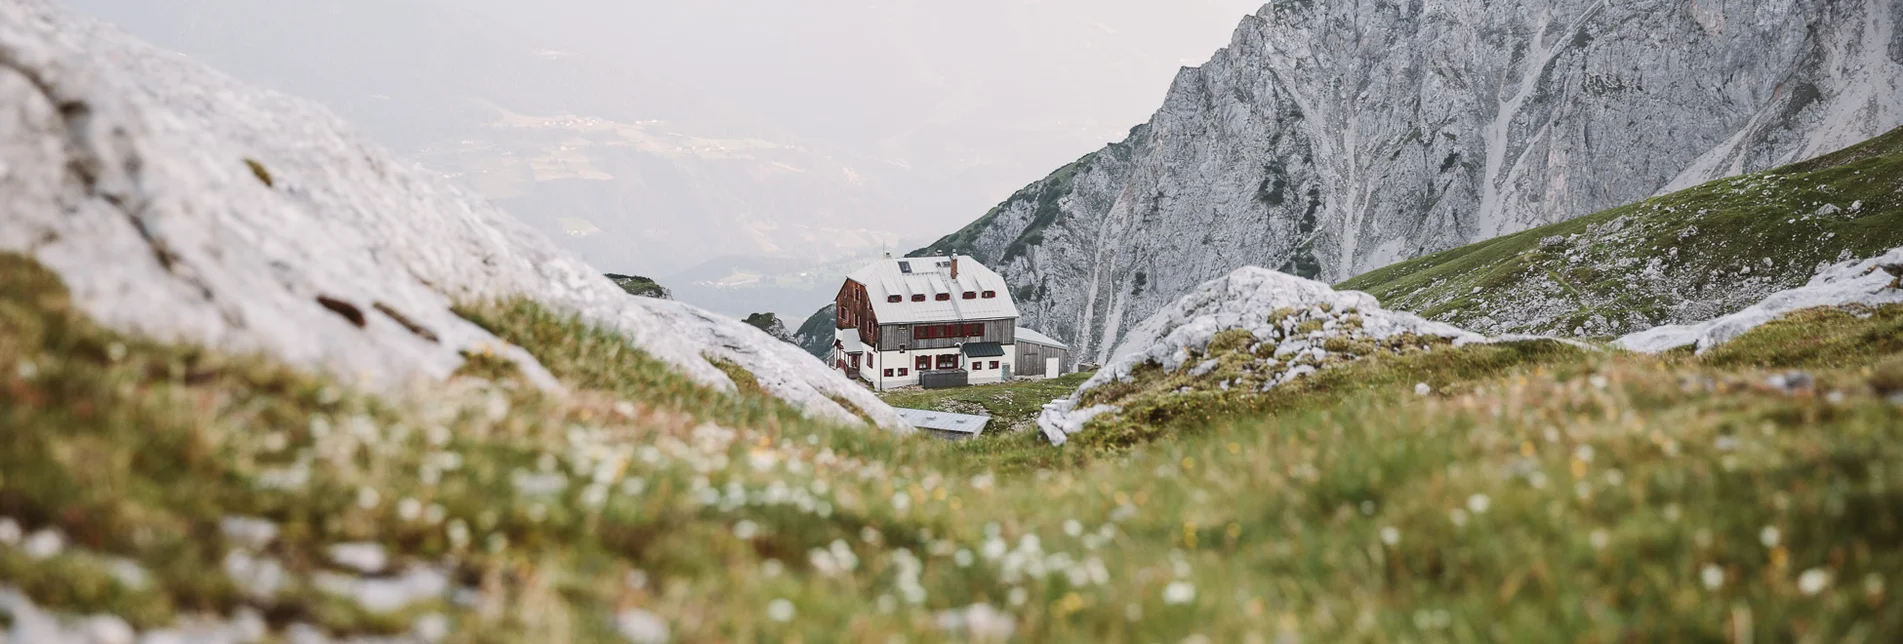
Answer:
[59,0,1269,276]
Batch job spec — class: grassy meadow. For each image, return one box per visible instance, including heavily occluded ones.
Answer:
[5,250,1903,642]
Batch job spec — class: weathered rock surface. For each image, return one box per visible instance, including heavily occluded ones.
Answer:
[1038,267,1486,445]
[0,0,903,430]
[1617,246,1903,354]
[794,303,839,359]
[924,0,1903,365]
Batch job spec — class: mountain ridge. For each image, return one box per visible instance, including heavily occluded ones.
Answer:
[921,0,1903,365]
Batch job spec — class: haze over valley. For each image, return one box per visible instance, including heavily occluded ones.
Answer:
[59,0,1267,318]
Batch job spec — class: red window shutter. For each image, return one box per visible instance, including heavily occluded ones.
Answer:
[965,323,982,337]
[916,356,930,370]
[883,369,894,377]
[991,361,1000,369]
[912,294,925,302]
[935,293,950,301]
[962,292,976,300]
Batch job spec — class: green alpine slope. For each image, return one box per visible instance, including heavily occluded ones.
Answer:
[1340,126,1903,337]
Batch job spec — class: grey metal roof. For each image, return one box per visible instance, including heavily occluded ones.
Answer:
[962,342,1006,357]
[844,256,1019,324]
[1014,327,1067,349]
[893,407,991,435]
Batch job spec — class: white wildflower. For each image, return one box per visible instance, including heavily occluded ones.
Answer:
[220,516,280,550]
[1760,526,1781,548]
[0,517,20,545]
[1798,568,1832,596]
[1415,382,1432,396]
[357,486,382,510]
[1007,587,1028,607]
[1590,529,1610,551]
[82,616,134,644]
[327,542,389,574]
[767,598,796,622]
[447,520,471,550]
[983,537,1008,560]
[955,549,975,568]
[581,483,611,509]
[1163,580,1197,605]
[733,520,760,540]
[398,498,423,522]
[1380,526,1400,546]
[1064,520,1083,537]
[615,608,670,644]
[1466,494,1491,514]
[413,613,451,643]
[936,603,1017,642]
[1701,565,1724,590]
[22,529,63,560]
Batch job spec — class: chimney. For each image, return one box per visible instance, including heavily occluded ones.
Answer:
[950,255,959,280]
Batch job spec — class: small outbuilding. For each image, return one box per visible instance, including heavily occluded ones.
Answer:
[894,408,991,441]
[1013,327,1069,379]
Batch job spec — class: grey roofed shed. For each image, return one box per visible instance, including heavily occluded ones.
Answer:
[894,407,990,441]
[1013,327,1070,378]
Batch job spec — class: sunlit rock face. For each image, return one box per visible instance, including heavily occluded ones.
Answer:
[923,0,1903,365]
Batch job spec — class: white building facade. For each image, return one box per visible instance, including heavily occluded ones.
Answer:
[831,254,1022,390]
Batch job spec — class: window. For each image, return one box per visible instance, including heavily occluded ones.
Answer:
[883,369,894,377]
[964,323,983,337]
[962,291,977,300]
[990,361,1000,370]
[887,295,901,303]
[898,368,909,376]
[912,294,926,302]
[898,261,912,274]
[935,293,951,301]
[972,362,983,370]
[936,354,960,370]
[915,356,930,370]
[982,291,997,299]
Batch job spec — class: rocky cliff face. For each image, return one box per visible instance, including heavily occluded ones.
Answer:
[0,0,903,430]
[922,0,1903,364]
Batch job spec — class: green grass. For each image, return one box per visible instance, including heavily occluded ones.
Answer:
[1341,125,1903,336]
[1699,305,1903,370]
[879,372,1092,434]
[8,249,1903,642]
[878,373,1096,473]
